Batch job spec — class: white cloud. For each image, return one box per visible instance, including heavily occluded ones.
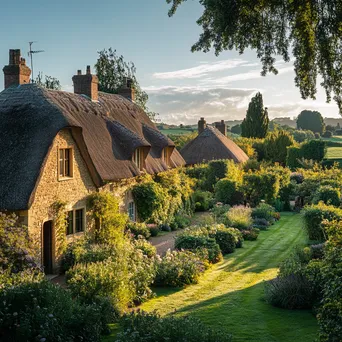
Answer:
[152,59,247,80]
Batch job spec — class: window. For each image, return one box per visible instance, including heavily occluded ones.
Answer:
[162,148,169,166]
[66,208,85,235]
[75,209,84,233]
[66,211,74,235]
[133,148,142,170]
[128,201,135,221]
[59,148,73,178]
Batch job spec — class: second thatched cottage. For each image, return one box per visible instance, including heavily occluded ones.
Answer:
[0,49,185,273]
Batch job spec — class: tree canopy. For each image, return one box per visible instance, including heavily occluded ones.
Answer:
[166,0,342,113]
[241,92,269,138]
[95,48,157,121]
[297,110,325,134]
[35,72,61,90]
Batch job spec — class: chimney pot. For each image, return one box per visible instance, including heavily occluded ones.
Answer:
[118,77,135,102]
[215,120,227,135]
[72,66,99,101]
[198,117,207,134]
[3,49,31,89]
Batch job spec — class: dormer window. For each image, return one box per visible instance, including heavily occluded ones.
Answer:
[59,148,73,179]
[162,147,170,166]
[133,148,142,170]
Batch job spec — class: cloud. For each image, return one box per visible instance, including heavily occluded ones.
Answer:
[144,85,258,124]
[152,59,247,80]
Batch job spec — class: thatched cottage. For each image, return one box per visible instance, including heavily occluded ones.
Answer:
[181,118,249,165]
[0,49,184,273]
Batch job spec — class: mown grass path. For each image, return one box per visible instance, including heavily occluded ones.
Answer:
[140,213,318,341]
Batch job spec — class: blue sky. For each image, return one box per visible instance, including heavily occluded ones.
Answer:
[0,0,339,124]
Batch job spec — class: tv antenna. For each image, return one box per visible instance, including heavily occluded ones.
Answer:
[28,41,44,82]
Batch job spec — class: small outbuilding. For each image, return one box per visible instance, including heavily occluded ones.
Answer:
[180,118,249,165]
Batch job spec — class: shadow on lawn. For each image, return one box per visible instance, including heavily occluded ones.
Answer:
[163,282,317,341]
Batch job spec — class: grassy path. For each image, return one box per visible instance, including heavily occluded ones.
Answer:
[140,213,318,341]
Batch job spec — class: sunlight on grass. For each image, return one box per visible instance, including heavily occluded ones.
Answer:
[139,213,318,342]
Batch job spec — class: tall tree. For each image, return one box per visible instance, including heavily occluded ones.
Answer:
[166,0,342,112]
[95,48,157,121]
[241,92,269,138]
[297,110,325,134]
[265,130,294,164]
[35,72,61,90]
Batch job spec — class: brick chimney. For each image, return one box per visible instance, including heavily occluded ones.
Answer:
[215,120,227,135]
[72,66,99,101]
[3,49,31,89]
[198,117,207,134]
[118,77,135,102]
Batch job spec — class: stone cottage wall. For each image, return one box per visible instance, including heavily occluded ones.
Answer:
[28,129,96,267]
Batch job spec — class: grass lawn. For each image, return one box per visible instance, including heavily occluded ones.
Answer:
[326,146,342,159]
[105,213,318,341]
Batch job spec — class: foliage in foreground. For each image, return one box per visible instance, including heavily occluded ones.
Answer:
[115,311,232,342]
[0,281,114,342]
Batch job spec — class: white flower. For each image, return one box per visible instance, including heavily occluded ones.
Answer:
[48,314,54,318]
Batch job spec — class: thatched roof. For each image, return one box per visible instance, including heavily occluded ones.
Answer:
[0,84,185,210]
[180,126,249,165]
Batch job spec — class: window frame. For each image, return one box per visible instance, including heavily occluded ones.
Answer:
[132,148,142,170]
[66,207,85,235]
[128,201,136,221]
[58,147,74,180]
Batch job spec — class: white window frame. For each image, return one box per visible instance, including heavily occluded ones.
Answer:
[58,147,74,180]
[133,148,142,170]
[128,201,136,221]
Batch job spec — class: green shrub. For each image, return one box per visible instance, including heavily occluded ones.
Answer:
[264,130,295,164]
[252,203,276,223]
[322,130,332,138]
[126,222,151,239]
[241,228,260,241]
[185,164,208,180]
[0,213,43,288]
[208,225,240,254]
[312,186,341,207]
[214,179,243,205]
[210,203,231,224]
[87,192,128,244]
[115,311,232,342]
[0,281,114,341]
[205,160,230,190]
[226,206,253,230]
[193,190,214,211]
[132,238,157,258]
[302,203,342,241]
[148,224,159,237]
[287,146,303,169]
[174,214,191,228]
[175,232,222,264]
[301,140,326,161]
[242,172,279,206]
[154,250,206,287]
[265,274,315,309]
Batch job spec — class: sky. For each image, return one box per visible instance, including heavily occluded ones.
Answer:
[0,0,340,124]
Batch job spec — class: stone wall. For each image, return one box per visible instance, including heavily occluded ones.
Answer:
[28,128,96,269]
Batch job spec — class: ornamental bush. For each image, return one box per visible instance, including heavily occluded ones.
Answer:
[302,203,342,241]
[154,250,206,287]
[265,274,315,309]
[205,159,230,190]
[132,238,157,258]
[115,311,233,342]
[226,206,253,230]
[241,228,260,241]
[242,172,279,206]
[126,222,151,239]
[312,186,341,207]
[175,231,222,264]
[208,225,240,254]
[214,179,243,205]
[0,281,114,342]
[193,190,214,211]
[264,130,295,164]
[252,203,276,223]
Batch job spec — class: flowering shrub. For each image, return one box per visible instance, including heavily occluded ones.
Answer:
[132,238,157,258]
[226,206,253,230]
[126,222,151,239]
[0,213,42,288]
[115,310,233,342]
[252,203,276,223]
[208,225,242,254]
[241,228,260,241]
[175,231,222,264]
[148,224,159,237]
[0,281,114,341]
[154,250,206,287]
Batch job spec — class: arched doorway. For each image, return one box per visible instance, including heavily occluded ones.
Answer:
[43,220,53,274]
